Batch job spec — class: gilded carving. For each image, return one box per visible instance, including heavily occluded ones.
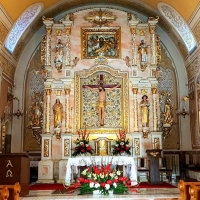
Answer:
[45,89,52,95]
[56,90,62,96]
[84,9,116,27]
[156,34,161,65]
[149,26,155,34]
[75,66,129,133]
[56,29,62,36]
[130,28,136,35]
[66,28,71,35]
[65,88,71,95]
[44,139,49,157]
[141,89,148,95]
[154,137,160,149]
[64,139,70,156]
[134,138,140,156]
[41,34,47,66]
[46,28,52,35]
[151,88,157,94]
[132,88,138,94]
[139,29,146,36]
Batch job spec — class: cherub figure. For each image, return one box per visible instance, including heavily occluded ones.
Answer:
[72,57,79,67]
[123,56,131,67]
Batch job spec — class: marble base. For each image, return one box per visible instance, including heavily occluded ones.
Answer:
[58,159,68,180]
[37,160,54,182]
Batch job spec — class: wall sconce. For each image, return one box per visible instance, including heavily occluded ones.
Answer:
[176,96,191,118]
[13,97,23,119]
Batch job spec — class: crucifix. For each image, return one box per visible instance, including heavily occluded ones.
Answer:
[83,74,121,126]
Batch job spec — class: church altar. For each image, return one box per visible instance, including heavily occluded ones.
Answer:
[65,156,138,186]
[33,8,170,183]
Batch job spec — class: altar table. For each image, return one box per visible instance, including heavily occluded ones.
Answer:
[65,156,138,186]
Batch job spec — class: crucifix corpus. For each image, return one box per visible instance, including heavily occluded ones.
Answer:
[83,74,121,126]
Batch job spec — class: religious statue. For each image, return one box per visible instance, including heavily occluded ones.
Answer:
[140,95,150,127]
[163,97,174,126]
[72,57,79,67]
[138,40,148,62]
[29,101,42,127]
[85,84,120,126]
[52,98,63,128]
[54,39,64,72]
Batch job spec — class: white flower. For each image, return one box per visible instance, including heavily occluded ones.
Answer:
[90,182,94,188]
[80,142,84,145]
[116,171,121,175]
[105,184,110,190]
[114,176,118,179]
[113,182,117,188]
[120,142,124,145]
[82,169,88,175]
[95,183,100,188]
[86,144,89,147]
[88,173,91,178]
[100,174,104,178]
[115,144,119,147]
[109,173,114,178]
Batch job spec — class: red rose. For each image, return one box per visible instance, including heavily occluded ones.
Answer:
[81,149,85,153]
[106,180,112,185]
[121,145,124,149]
[101,183,105,187]
[81,144,85,147]
[126,146,130,151]
[114,179,119,183]
[116,147,120,151]
[86,146,91,151]
[75,147,79,150]
[84,179,89,183]
[120,150,124,153]
[78,177,85,183]
[127,180,131,185]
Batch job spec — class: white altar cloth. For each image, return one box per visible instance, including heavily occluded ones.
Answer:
[65,156,138,186]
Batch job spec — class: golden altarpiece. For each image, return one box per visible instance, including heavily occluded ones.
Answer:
[24,9,178,182]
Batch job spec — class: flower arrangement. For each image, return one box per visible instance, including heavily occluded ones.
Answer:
[72,129,94,157]
[78,160,128,195]
[112,129,131,155]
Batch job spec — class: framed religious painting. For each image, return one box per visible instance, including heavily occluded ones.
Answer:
[81,27,121,59]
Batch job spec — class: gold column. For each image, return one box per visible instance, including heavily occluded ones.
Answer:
[130,27,137,65]
[65,28,71,66]
[64,88,71,132]
[46,28,52,66]
[45,89,52,133]
[151,88,157,131]
[132,88,138,131]
[149,26,156,65]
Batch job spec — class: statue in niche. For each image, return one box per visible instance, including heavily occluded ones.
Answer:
[52,98,63,128]
[138,40,148,63]
[140,95,150,127]
[163,97,174,126]
[54,39,64,72]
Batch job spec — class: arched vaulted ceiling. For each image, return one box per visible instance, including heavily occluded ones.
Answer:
[1,0,199,22]
[1,0,199,61]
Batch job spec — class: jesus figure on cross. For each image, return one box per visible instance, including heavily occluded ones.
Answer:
[85,84,120,126]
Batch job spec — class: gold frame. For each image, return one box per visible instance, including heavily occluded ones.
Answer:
[75,65,129,134]
[81,27,121,59]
